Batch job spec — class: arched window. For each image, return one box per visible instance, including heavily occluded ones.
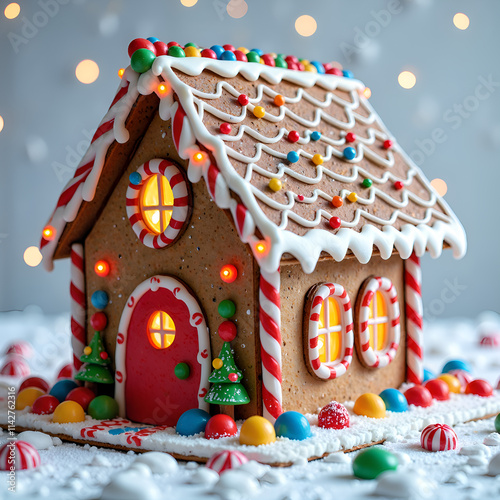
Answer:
[147,311,176,349]
[141,174,174,235]
[304,283,354,380]
[357,276,400,368]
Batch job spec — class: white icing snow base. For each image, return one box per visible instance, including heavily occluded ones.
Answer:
[2,393,500,465]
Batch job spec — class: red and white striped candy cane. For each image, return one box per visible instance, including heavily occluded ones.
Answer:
[307,283,353,380]
[358,277,400,368]
[259,269,282,422]
[0,441,41,470]
[206,450,248,475]
[420,423,458,452]
[405,253,424,384]
[70,243,86,374]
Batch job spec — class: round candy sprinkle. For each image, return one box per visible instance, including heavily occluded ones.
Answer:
[174,362,190,380]
[345,132,356,142]
[220,50,237,61]
[274,94,285,106]
[147,37,160,44]
[379,388,408,413]
[312,154,323,165]
[297,195,304,201]
[219,123,232,134]
[288,130,300,143]
[91,290,109,310]
[223,44,236,51]
[287,151,300,163]
[310,61,325,74]
[53,401,85,423]
[168,46,185,58]
[205,414,237,439]
[84,346,92,355]
[310,131,321,141]
[421,423,458,452]
[353,393,386,418]
[437,374,461,394]
[20,377,50,393]
[318,401,349,429]
[184,46,200,57]
[184,42,197,48]
[90,312,107,331]
[253,106,265,118]
[210,45,224,58]
[218,299,236,318]
[88,395,119,420]
[383,139,393,149]
[167,41,181,48]
[424,379,450,401]
[218,321,237,342]
[362,178,373,188]
[329,217,341,229]
[347,192,358,203]
[238,94,249,106]
[128,38,155,58]
[16,387,46,410]
[353,448,398,479]
[65,387,95,411]
[394,181,404,190]
[237,47,249,53]
[250,48,263,56]
[343,146,356,160]
[176,408,210,436]
[274,411,311,441]
[130,48,156,74]
[327,67,343,76]
[268,178,282,192]
[442,359,472,373]
[100,352,108,361]
[228,373,238,382]
[304,63,317,73]
[49,379,79,403]
[201,48,217,59]
[32,395,59,415]
[331,196,343,208]
[239,416,276,446]
[342,69,354,78]
[129,172,142,185]
[153,41,168,56]
[234,50,248,62]
[275,56,287,68]
[246,51,260,63]
[448,369,472,390]
[212,358,223,369]
[423,368,434,382]
[404,385,433,407]
[465,379,493,397]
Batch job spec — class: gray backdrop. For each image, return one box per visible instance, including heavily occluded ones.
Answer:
[1,0,498,318]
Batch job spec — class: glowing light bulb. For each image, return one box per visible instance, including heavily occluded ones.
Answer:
[295,15,317,37]
[4,3,20,19]
[192,151,206,164]
[398,71,416,89]
[42,225,56,241]
[220,264,238,283]
[94,260,110,277]
[453,13,470,30]
[255,241,268,256]
[157,82,169,95]
[118,68,125,78]
[23,246,42,267]
[363,87,372,99]
[430,178,448,197]
[180,0,198,6]
[75,59,100,84]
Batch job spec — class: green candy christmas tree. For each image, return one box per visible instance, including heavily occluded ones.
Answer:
[75,332,114,384]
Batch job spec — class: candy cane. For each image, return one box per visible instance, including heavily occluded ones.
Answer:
[70,243,86,374]
[259,269,282,422]
[405,253,424,384]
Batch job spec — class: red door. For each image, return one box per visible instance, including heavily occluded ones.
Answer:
[123,284,203,426]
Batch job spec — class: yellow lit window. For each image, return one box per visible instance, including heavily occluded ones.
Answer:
[141,174,174,234]
[368,291,388,351]
[317,297,342,364]
[147,311,176,349]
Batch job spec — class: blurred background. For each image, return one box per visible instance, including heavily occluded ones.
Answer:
[0,0,498,318]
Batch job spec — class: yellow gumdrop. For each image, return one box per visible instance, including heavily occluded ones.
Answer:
[268,178,282,192]
[16,387,46,410]
[347,192,358,203]
[53,401,85,423]
[437,374,461,394]
[353,393,386,419]
[239,415,276,446]
[312,154,323,166]
[184,46,201,58]
[304,63,318,73]
[237,47,249,54]
[253,106,265,118]
[212,358,223,369]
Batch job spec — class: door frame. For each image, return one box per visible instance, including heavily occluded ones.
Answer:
[114,275,211,420]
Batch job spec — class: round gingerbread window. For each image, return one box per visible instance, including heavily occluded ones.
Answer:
[147,311,176,350]
[126,159,191,249]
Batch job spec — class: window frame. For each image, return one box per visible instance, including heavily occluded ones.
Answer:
[126,159,191,249]
[357,276,401,368]
[147,310,176,350]
[305,283,354,380]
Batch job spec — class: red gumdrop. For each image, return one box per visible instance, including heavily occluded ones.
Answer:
[323,62,333,72]
[326,67,343,76]
[404,385,433,407]
[223,44,236,52]
[228,373,238,382]
[424,379,450,401]
[318,401,350,429]
[465,379,493,397]
[32,395,59,415]
[90,312,108,331]
[57,364,73,380]
[285,55,299,64]
[297,62,305,72]
[218,321,237,342]
[100,352,109,361]
[288,130,300,143]
[65,387,96,411]
[220,123,232,134]
[237,94,249,106]
[287,61,298,71]
[233,50,248,62]
[205,414,237,439]
[154,41,168,56]
[20,376,50,393]
[261,54,275,67]
[167,41,181,48]
[128,38,156,58]
[201,48,217,59]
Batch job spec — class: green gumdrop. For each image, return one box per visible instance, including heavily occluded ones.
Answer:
[275,56,288,69]
[246,51,260,63]
[495,413,500,433]
[88,395,119,420]
[352,447,398,480]
[168,46,186,58]
[175,362,190,380]
[131,48,156,74]
[184,42,197,48]
[218,300,236,318]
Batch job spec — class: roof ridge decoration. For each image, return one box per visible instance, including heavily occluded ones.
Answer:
[40,52,466,274]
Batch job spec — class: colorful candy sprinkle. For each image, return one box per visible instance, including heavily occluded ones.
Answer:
[234,50,248,62]
[223,44,236,51]
[343,147,356,160]
[238,94,249,106]
[345,132,356,143]
[310,131,321,141]
[383,139,393,149]
[288,130,300,143]
[331,196,343,208]
[327,67,343,76]
[274,94,285,106]
[129,172,142,185]
[287,151,300,163]
[275,56,287,68]
[347,192,358,203]
[297,194,305,201]
[342,69,354,78]
[246,51,260,63]
[184,46,200,57]
[168,46,185,58]
[261,54,275,66]
[312,154,323,166]
[220,50,237,61]
[362,178,373,188]
[210,45,224,58]
[251,48,263,56]
[394,181,404,190]
[253,106,265,118]
[237,47,249,54]
[220,123,231,134]
[201,48,217,59]
[268,178,282,192]
[329,216,341,229]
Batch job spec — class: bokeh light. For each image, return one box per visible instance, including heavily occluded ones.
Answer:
[24,247,42,267]
[4,3,20,19]
[453,13,470,30]
[180,0,198,6]
[227,0,248,19]
[0,116,4,133]
[431,178,448,197]
[295,15,317,37]
[398,71,416,89]
[75,60,100,84]
[363,87,372,99]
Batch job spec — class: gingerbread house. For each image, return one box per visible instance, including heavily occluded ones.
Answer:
[39,41,466,426]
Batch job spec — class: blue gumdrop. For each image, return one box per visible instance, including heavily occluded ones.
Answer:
[310,61,325,74]
[129,172,142,186]
[342,69,354,78]
[343,146,356,160]
[250,48,263,56]
[287,151,300,163]
[91,290,109,310]
[210,45,225,58]
[176,408,211,436]
[274,411,312,441]
[379,388,408,413]
[423,368,434,382]
[147,37,160,44]
[442,359,471,374]
[310,131,321,141]
[220,50,237,61]
[49,379,79,403]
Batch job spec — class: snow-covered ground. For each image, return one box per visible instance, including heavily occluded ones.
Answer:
[0,308,500,500]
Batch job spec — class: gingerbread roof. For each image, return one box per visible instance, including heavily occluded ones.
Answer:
[40,48,466,273]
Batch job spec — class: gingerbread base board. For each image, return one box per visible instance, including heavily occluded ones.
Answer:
[3,392,500,465]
